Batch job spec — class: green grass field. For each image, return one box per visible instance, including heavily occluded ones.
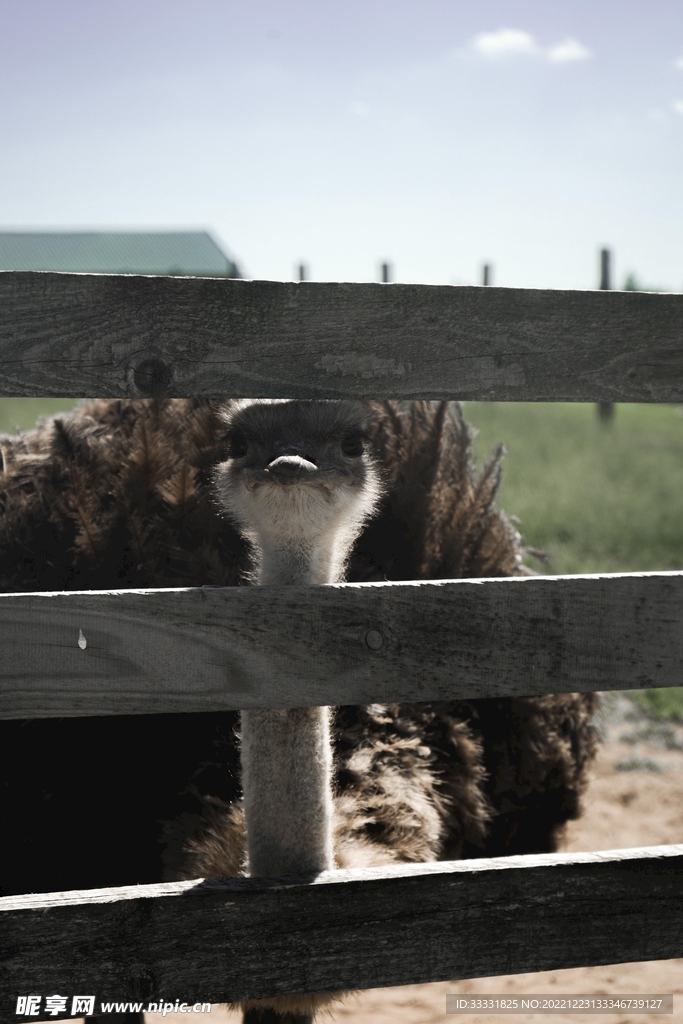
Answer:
[0,398,79,435]
[3,397,683,718]
[466,402,683,576]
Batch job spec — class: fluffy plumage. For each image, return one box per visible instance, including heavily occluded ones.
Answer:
[0,398,597,903]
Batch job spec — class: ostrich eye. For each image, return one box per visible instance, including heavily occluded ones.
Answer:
[225,429,249,459]
[341,432,365,458]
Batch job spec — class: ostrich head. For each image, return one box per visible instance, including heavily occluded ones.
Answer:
[214,399,382,585]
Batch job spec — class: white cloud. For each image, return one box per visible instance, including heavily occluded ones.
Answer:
[547,38,592,63]
[471,28,538,59]
[470,29,592,64]
[672,100,683,115]
[675,52,683,70]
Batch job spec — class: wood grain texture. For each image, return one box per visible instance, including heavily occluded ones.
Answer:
[2,572,683,720]
[1,845,682,1012]
[1,272,682,400]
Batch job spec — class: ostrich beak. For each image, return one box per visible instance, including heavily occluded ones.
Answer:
[265,455,319,484]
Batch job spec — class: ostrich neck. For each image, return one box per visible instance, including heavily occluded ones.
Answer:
[240,532,342,877]
[256,533,341,586]
[240,705,334,876]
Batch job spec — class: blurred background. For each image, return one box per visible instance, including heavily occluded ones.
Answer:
[1,0,683,287]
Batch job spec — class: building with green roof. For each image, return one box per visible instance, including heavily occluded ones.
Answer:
[0,230,240,277]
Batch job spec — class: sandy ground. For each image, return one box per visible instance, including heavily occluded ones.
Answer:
[147,697,683,1024]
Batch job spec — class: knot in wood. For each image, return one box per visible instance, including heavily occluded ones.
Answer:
[365,628,383,651]
[133,357,173,398]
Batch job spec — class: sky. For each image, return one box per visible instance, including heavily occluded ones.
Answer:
[1,0,682,289]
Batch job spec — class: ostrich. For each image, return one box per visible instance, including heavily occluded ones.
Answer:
[209,398,382,1024]
[0,397,598,1023]
[215,398,383,883]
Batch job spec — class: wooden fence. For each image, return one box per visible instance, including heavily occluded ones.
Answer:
[1,272,683,1017]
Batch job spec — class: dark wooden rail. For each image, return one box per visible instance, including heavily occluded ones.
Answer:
[1,271,682,401]
[1,571,682,719]
[2,845,682,1015]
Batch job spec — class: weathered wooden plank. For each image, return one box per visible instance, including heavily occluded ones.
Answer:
[1,272,682,401]
[1,572,682,719]
[1,845,682,1013]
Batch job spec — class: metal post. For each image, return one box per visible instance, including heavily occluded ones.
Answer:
[482,264,492,286]
[600,248,611,291]
[381,262,392,283]
[598,248,614,423]
[298,264,307,282]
